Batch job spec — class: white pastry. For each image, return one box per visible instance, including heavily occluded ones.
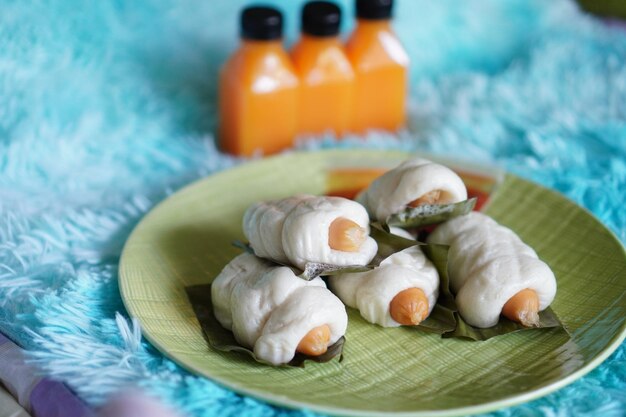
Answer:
[357,158,468,221]
[389,226,415,240]
[242,196,310,264]
[211,253,348,365]
[329,246,439,327]
[243,195,378,269]
[427,212,557,328]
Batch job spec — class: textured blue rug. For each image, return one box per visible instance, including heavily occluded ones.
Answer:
[1,0,625,416]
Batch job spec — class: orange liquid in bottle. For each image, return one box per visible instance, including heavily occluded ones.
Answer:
[219,7,298,156]
[291,2,354,136]
[346,8,409,133]
[292,36,354,136]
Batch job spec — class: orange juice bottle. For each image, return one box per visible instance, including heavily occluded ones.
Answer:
[219,6,299,156]
[291,1,354,136]
[346,0,409,132]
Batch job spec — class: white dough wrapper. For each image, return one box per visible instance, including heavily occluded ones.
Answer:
[242,196,313,264]
[211,253,271,330]
[427,212,557,328]
[255,286,348,365]
[211,253,347,365]
[243,195,378,270]
[357,158,468,221]
[329,246,439,327]
[282,196,378,269]
[230,265,326,348]
[389,226,415,240]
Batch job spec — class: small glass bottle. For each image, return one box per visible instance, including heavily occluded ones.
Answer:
[346,0,409,132]
[291,1,354,136]
[219,6,299,156]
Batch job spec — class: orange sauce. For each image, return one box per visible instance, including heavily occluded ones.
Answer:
[326,167,387,199]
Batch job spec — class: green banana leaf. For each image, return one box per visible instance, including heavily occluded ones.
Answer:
[232,240,373,280]
[444,308,564,341]
[233,225,419,281]
[385,198,477,229]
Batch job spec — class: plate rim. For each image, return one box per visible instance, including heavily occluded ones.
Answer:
[119,148,626,417]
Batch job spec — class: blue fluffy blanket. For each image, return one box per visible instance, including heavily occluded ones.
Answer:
[1,0,625,416]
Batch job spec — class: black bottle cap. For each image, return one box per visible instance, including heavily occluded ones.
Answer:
[241,6,283,40]
[302,1,342,37]
[356,0,393,20]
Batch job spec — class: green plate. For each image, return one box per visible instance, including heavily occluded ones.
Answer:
[119,150,626,417]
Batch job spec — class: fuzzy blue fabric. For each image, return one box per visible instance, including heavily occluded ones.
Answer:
[1,0,625,416]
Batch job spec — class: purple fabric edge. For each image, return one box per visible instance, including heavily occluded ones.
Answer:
[30,378,94,417]
[604,17,626,30]
[0,330,93,417]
